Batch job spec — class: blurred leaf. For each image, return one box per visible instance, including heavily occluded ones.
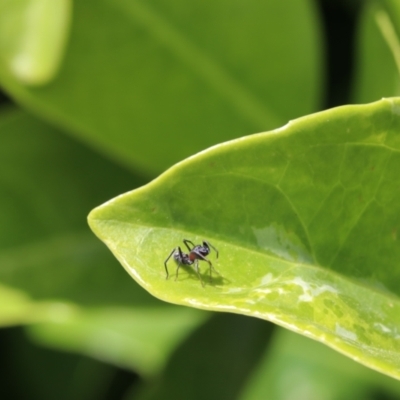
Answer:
[240,328,400,400]
[0,327,139,400]
[0,0,322,174]
[0,283,54,326]
[0,107,144,307]
[90,98,400,379]
[0,327,123,400]
[352,0,400,102]
[133,313,274,400]
[0,107,206,374]
[0,0,72,85]
[27,306,208,376]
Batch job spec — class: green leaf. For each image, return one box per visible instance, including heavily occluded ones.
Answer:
[89,98,400,379]
[240,328,400,400]
[2,328,123,400]
[0,107,150,309]
[0,107,206,374]
[352,0,400,102]
[0,283,55,326]
[0,0,72,85]
[133,313,274,400]
[0,0,322,174]
[27,306,208,376]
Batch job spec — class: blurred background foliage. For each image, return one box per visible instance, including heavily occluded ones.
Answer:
[0,0,400,399]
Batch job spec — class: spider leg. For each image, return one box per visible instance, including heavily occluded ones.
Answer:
[164,248,177,279]
[205,241,219,259]
[194,260,204,287]
[174,262,181,281]
[192,251,214,282]
[183,239,195,252]
[208,263,221,282]
[174,247,184,281]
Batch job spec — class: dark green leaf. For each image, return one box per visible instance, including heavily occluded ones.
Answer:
[0,0,322,174]
[27,306,208,376]
[133,313,274,400]
[0,108,206,374]
[352,0,400,102]
[240,328,400,400]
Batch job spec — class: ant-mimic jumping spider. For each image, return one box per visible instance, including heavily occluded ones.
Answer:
[164,239,219,287]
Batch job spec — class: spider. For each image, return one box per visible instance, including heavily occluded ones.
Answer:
[164,239,219,286]
[164,246,204,286]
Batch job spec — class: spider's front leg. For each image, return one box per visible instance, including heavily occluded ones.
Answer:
[183,239,195,252]
[205,241,219,259]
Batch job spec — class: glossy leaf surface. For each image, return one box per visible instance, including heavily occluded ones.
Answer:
[89,98,400,379]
